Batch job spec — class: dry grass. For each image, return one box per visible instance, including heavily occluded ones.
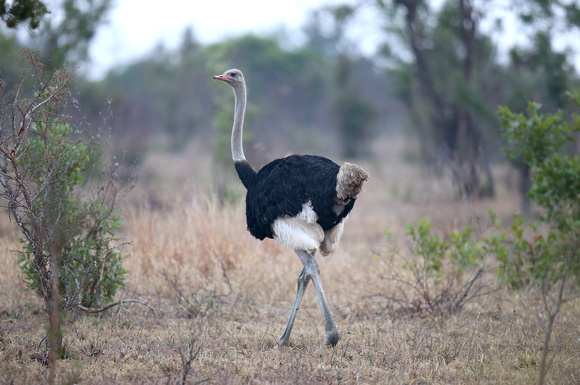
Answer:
[1,137,579,384]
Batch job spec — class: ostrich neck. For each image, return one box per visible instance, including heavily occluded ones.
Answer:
[231,84,247,162]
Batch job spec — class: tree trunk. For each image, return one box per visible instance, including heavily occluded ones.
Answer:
[398,0,495,199]
[519,163,532,215]
[48,243,64,384]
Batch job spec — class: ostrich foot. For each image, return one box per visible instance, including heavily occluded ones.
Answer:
[325,329,339,347]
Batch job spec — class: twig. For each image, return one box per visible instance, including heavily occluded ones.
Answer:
[537,257,572,385]
[78,299,160,323]
[451,263,484,312]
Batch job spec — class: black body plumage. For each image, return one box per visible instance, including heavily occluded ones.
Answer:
[234,155,356,241]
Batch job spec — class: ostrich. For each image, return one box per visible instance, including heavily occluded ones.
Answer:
[213,69,369,347]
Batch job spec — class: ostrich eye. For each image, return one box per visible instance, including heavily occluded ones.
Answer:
[229,72,237,77]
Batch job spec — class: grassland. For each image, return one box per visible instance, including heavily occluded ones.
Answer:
[1,138,579,384]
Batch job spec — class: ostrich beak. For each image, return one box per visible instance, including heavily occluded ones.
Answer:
[213,74,228,81]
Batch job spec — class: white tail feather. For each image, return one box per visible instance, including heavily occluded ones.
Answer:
[273,202,323,252]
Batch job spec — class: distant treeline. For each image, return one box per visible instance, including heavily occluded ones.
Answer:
[1,0,579,203]
[75,30,401,166]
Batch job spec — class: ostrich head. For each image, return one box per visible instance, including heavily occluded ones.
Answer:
[213,69,244,87]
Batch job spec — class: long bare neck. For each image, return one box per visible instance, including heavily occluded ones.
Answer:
[231,83,247,162]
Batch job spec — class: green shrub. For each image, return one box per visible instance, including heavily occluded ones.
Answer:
[495,93,580,289]
[383,218,491,315]
[1,52,129,312]
[15,118,128,310]
[495,92,580,385]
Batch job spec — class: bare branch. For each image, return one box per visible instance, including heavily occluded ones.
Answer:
[78,299,160,322]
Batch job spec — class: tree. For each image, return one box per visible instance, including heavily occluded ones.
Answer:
[332,54,376,158]
[31,0,112,70]
[0,30,23,86]
[206,34,330,162]
[317,6,377,158]
[170,27,212,149]
[0,0,111,84]
[78,29,212,163]
[377,0,496,198]
[496,94,580,385]
[497,0,580,213]
[0,52,129,371]
[0,0,47,29]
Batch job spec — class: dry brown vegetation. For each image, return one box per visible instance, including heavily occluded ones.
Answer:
[1,137,579,384]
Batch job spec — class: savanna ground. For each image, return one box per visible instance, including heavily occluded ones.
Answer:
[1,137,579,384]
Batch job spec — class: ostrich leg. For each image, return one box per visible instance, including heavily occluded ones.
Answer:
[296,250,340,346]
[278,268,310,346]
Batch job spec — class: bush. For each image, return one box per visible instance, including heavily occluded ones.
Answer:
[496,93,580,290]
[495,92,580,385]
[382,218,494,316]
[0,52,130,314]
